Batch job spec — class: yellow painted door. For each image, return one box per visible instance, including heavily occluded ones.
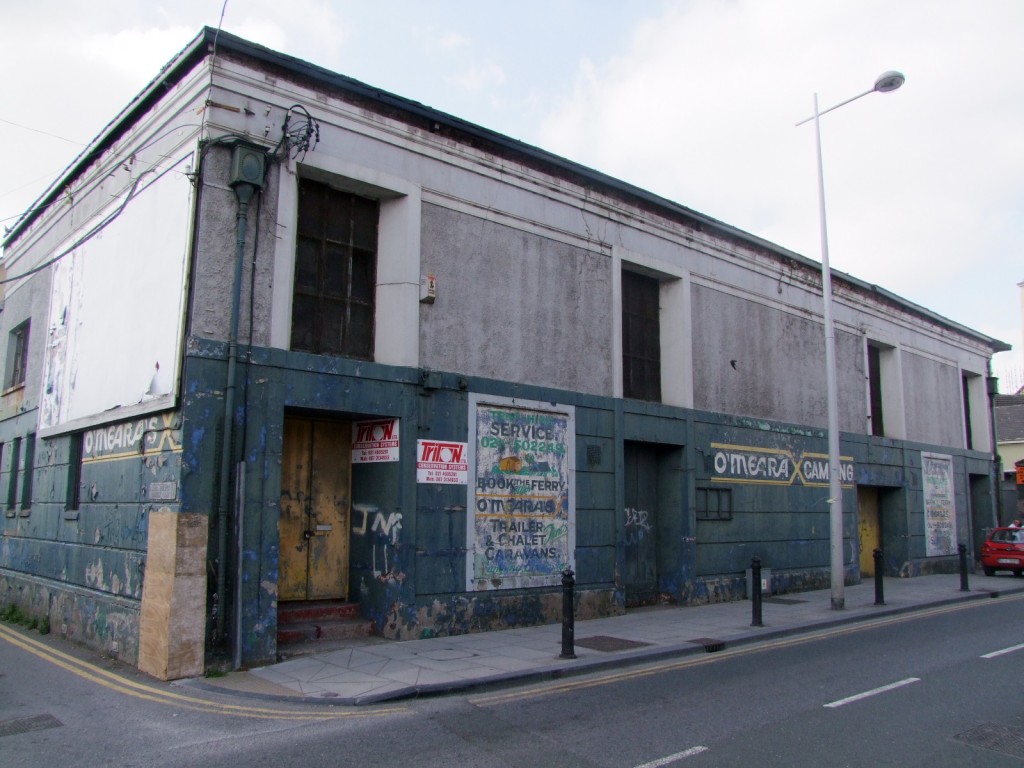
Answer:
[858,486,881,577]
[279,417,351,600]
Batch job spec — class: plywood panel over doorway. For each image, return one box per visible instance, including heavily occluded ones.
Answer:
[279,416,352,601]
[858,486,881,577]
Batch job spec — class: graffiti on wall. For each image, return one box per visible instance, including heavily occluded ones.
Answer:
[922,452,956,556]
[353,504,404,581]
[624,507,652,546]
[468,398,575,590]
[83,411,181,462]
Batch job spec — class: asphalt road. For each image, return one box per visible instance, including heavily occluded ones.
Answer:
[2,595,1024,767]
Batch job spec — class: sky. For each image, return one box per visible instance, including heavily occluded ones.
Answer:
[2,0,1022,387]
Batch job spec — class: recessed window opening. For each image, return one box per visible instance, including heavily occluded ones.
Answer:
[291,178,378,359]
[622,269,661,402]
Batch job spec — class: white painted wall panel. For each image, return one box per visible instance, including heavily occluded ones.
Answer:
[40,160,192,431]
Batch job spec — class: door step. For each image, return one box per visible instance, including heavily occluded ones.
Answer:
[277,601,376,650]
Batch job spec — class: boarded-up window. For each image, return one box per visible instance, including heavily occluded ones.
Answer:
[696,487,732,520]
[66,432,83,511]
[21,433,34,511]
[291,179,378,359]
[962,373,973,450]
[868,344,884,436]
[622,270,661,402]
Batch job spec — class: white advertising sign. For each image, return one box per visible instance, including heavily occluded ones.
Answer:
[352,419,400,463]
[416,440,469,484]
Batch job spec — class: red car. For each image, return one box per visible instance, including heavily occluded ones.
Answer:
[980,527,1024,577]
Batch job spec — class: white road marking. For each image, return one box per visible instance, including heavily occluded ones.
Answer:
[824,677,920,708]
[634,746,710,767]
[981,642,1024,659]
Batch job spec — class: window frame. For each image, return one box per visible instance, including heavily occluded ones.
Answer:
[6,320,30,391]
[696,486,733,521]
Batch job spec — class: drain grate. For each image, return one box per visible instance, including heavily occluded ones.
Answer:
[764,597,807,605]
[689,637,726,653]
[955,723,1024,759]
[0,714,63,739]
[575,635,652,653]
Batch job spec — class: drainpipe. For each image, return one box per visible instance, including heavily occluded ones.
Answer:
[216,143,266,649]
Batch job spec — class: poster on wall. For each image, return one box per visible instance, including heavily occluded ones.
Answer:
[467,394,575,591]
[922,452,957,556]
[352,419,400,463]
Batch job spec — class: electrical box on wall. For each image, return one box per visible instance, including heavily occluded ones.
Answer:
[420,273,437,303]
[229,143,266,189]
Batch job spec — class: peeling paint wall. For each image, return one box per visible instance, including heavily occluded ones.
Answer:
[0,411,183,663]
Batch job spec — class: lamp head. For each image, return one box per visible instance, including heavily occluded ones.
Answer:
[873,71,905,93]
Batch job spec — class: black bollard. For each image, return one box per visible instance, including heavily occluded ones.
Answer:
[873,548,885,605]
[751,557,763,627]
[560,568,577,659]
[958,543,969,592]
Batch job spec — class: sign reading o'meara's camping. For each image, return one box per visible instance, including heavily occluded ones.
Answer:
[710,442,854,488]
[467,395,575,591]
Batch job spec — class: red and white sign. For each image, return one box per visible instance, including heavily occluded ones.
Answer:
[416,439,468,484]
[352,419,400,463]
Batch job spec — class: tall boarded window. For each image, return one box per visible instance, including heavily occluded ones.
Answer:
[6,436,20,511]
[66,432,83,511]
[20,432,34,511]
[867,344,885,437]
[962,373,973,450]
[291,178,379,359]
[622,269,661,402]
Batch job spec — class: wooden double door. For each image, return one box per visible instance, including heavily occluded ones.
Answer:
[278,416,352,601]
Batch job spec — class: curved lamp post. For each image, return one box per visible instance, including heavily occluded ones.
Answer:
[798,71,905,610]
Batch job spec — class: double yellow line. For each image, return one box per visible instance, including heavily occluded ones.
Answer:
[0,623,406,721]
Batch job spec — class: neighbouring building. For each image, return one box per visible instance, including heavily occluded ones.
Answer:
[0,28,1009,677]
[995,394,1024,522]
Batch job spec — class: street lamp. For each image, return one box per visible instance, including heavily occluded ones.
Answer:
[798,71,905,610]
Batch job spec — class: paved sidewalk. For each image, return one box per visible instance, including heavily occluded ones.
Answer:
[184,573,1024,706]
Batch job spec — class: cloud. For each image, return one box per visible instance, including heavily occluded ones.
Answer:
[81,26,199,80]
[448,61,507,93]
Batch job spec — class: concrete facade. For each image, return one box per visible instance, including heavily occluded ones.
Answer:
[0,29,1009,675]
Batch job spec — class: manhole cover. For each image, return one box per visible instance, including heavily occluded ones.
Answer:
[688,637,726,652]
[0,714,63,739]
[764,597,807,605]
[955,723,1024,759]
[575,635,652,652]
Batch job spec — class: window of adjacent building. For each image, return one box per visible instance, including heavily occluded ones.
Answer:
[20,432,34,511]
[622,269,661,402]
[696,487,732,521]
[5,320,29,390]
[291,178,379,359]
[867,344,885,437]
